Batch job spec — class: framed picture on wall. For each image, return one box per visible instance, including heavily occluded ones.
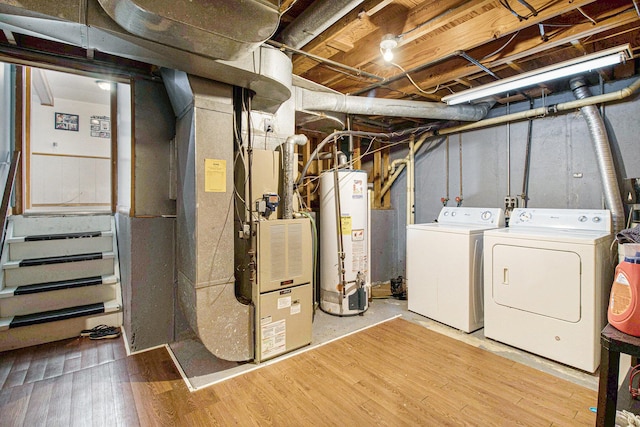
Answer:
[90,115,111,138]
[55,112,79,131]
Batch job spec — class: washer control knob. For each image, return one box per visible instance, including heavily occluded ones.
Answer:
[481,211,493,221]
[443,211,449,216]
[578,215,587,222]
[451,211,456,216]
[518,211,531,222]
[592,216,601,223]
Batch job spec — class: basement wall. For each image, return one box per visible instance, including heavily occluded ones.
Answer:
[373,77,640,281]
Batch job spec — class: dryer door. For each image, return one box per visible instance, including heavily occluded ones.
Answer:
[491,245,581,322]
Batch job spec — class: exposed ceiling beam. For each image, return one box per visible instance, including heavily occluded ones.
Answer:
[298,0,600,93]
[355,6,638,99]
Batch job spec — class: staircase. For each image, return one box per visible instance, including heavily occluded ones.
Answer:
[0,214,123,351]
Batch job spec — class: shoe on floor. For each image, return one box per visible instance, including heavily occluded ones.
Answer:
[89,327,121,340]
[80,324,112,337]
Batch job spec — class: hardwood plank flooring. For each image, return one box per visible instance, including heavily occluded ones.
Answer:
[0,318,597,426]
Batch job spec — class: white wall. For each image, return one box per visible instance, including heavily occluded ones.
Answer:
[31,97,110,157]
[30,93,111,207]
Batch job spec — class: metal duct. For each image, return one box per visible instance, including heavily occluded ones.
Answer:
[295,86,492,121]
[163,69,251,362]
[282,134,308,219]
[97,0,280,61]
[281,0,363,49]
[0,1,291,112]
[570,77,625,233]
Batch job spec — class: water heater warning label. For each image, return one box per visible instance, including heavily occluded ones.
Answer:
[352,179,363,199]
[261,319,286,359]
[341,216,352,235]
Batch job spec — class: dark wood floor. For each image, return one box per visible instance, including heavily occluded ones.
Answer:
[0,318,597,426]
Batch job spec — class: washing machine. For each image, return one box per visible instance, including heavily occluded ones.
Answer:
[483,208,614,372]
[407,207,505,332]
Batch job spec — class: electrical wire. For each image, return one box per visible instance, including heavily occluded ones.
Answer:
[499,0,528,21]
[391,62,441,95]
[481,31,520,60]
[577,7,597,25]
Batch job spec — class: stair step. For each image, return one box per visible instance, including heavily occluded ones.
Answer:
[12,275,109,295]
[23,231,105,241]
[10,302,106,328]
[19,252,104,267]
[0,311,123,352]
[7,233,113,261]
[2,252,116,287]
[3,252,113,270]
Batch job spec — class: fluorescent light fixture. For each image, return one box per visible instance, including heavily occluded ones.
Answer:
[442,44,632,105]
[95,80,111,91]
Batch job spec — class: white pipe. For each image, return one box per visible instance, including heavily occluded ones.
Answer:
[409,136,415,225]
[282,134,308,219]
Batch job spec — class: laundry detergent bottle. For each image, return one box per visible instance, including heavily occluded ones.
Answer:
[608,244,640,336]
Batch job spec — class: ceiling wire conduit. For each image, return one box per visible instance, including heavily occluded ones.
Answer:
[295,87,493,121]
[570,77,625,234]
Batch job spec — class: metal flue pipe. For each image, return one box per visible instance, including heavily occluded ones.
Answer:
[570,77,625,233]
[282,134,309,219]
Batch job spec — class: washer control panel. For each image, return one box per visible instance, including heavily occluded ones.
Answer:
[438,207,505,227]
[509,208,611,232]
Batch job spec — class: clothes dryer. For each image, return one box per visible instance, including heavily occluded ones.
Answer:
[483,208,614,372]
[407,207,505,332]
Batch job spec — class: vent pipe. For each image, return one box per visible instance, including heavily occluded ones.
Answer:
[282,134,308,219]
[570,77,625,233]
[295,87,492,121]
[281,0,364,49]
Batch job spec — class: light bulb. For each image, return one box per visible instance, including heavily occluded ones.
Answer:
[379,34,398,63]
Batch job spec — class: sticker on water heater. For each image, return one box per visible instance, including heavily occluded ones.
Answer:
[352,179,363,199]
[352,240,366,272]
[352,229,364,241]
[277,296,292,309]
[341,216,352,235]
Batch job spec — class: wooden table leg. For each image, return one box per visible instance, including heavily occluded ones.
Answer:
[597,344,620,426]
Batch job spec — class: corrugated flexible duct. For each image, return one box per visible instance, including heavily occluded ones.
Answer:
[570,77,625,233]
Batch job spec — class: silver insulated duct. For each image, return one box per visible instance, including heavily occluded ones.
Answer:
[281,0,364,49]
[97,0,281,61]
[295,87,493,121]
[162,69,252,362]
[570,77,625,233]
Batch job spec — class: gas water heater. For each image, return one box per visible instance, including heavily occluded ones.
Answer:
[319,169,370,316]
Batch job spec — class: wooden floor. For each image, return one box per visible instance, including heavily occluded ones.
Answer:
[0,318,597,426]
